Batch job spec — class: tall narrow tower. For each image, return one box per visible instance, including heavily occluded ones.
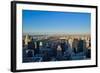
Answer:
[25,35,29,45]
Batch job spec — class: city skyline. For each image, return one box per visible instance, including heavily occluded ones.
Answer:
[22,10,91,34]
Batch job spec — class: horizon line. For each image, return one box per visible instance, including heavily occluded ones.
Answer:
[23,32,90,35]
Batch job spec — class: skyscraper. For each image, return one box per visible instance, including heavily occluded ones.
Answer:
[77,39,86,53]
[72,39,79,53]
[57,45,62,56]
[68,38,73,49]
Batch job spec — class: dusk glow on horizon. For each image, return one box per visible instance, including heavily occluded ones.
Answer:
[22,10,91,34]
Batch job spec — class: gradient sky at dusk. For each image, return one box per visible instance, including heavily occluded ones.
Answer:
[22,10,91,34]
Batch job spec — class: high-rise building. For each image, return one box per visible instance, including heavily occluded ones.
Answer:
[57,45,62,56]
[68,38,73,49]
[24,35,31,45]
[27,40,35,50]
[56,45,63,60]
[77,39,86,53]
[72,39,79,53]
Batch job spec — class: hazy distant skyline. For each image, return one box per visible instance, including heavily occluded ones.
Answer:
[22,10,91,34]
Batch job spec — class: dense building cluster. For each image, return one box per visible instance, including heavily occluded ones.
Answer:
[22,34,91,63]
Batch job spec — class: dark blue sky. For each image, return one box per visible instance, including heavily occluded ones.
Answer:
[22,10,91,34]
